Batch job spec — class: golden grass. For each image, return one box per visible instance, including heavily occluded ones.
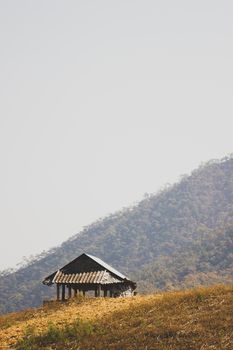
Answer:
[0,285,232,350]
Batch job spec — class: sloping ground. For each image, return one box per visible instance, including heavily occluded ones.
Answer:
[0,285,232,350]
[2,157,233,314]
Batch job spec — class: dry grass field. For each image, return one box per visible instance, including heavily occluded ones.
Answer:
[0,285,232,350]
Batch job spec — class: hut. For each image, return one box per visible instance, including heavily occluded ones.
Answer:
[43,253,136,300]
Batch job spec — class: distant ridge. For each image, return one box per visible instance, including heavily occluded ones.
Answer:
[0,156,233,313]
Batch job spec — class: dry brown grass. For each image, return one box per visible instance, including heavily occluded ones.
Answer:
[0,285,232,350]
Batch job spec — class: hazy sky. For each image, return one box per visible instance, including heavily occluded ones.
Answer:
[1,0,233,270]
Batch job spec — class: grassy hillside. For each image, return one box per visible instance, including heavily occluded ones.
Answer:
[0,285,232,350]
[1,156,233,313]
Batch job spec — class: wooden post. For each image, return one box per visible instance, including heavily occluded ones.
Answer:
[56,284,60,301]
[68,286,72,299]
[62,284,66,301]
[104,289,107,297]
[97,284,101,297]
[110,290,113,298]
[74,288,77,297]
[82,290,85,297]
[95,287,98,297]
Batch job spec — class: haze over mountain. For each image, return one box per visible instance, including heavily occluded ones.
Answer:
[0,156,233,314]
[1,0,233,273]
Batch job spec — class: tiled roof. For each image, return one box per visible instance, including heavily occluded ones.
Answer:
[49,269,121,285]
[42,253,136,287]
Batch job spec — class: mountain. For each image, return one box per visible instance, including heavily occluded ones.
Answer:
[1,285,233,350]
[0,156,233,314]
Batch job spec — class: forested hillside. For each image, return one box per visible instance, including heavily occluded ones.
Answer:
[1,156,233,313]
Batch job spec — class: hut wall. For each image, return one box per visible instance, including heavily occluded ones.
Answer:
[111,284,134,297]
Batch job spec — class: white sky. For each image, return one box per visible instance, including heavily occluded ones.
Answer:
[0,0,233,270]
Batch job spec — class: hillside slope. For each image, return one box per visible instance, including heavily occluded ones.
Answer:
[0,285,232,350]
[1,157,233,313]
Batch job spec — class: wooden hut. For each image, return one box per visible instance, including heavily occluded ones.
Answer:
[43,253,136,300]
